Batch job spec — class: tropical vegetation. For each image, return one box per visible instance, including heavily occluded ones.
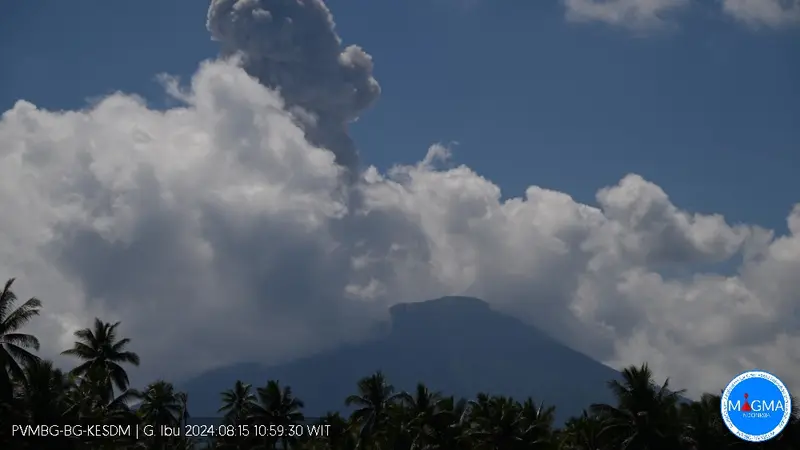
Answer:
[1,277,798,449]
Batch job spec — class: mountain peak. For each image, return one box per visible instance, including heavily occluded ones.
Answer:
[388,296,492,333]
[389,296,489,316]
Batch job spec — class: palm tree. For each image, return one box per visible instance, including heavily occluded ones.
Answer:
[214,381,257,450]
[517,397,555,448]
[0,278,42,401]
[59,364,140,450]
[397,383,444,449]
[16,359,71,424]
[679,393,735,450]
[423,395,469,450]
[61,318,140,395]
[464,395,527,450]
[65,364,139,421]
[219,380,256,424]
[560,410,606,450]
[137,380,187,426]
[13,359,75,450]
[136,380,189,450]
[250,380,305,450]
[590,363,687,450]
[345,371,405,449]
[315,412,357,450]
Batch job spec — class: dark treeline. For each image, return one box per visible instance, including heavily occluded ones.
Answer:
[2,277,799,449]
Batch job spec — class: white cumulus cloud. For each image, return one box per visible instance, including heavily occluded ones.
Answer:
[2,58,799,397]
[562,0,800,30]
[562,0,689,31]
[721,0,800,28]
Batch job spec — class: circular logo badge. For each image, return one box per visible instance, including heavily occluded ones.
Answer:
[721,370,791,442]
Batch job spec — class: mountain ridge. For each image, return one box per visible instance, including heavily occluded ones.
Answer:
[182,296,620,421]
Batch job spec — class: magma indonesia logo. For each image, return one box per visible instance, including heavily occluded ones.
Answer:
[721,370,792,442]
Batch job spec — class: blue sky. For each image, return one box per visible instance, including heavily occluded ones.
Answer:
[2,0,797,232]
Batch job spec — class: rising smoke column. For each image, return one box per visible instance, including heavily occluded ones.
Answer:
[207,0,381,172]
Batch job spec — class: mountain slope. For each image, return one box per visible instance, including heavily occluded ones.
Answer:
[182,296,620,421]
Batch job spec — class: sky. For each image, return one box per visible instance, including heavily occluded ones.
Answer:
[0,0,798,397]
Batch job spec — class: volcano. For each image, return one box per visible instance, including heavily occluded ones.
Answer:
[182,296,621,422]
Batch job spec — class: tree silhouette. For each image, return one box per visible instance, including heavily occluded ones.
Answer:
[136,380,189,450]
[61,318,140,395]
[250,380,305,450]
[219,380,257,424]
[0,278,41,401]
[2,278,800,450]
[590,363,687,450]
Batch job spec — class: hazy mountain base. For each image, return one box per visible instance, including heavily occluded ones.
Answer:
[5,279,798,450]
[183,297,621,422]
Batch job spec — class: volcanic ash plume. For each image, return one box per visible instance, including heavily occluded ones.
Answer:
[207,0,381,172]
